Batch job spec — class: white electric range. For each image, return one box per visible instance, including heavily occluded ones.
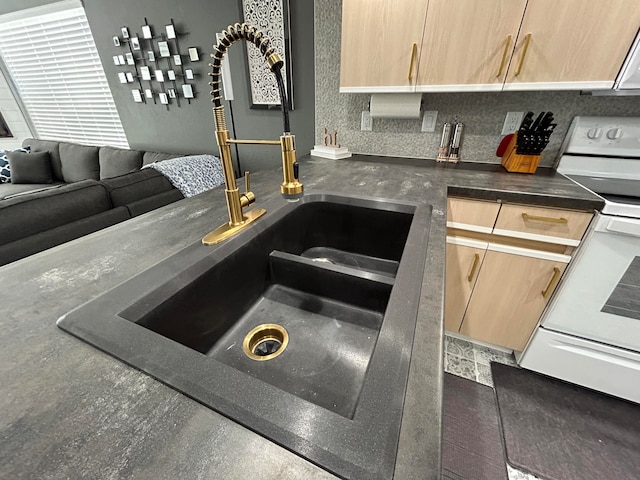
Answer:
[521,116,640,404]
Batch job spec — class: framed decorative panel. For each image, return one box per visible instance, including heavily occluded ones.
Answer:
[241,0,293,109]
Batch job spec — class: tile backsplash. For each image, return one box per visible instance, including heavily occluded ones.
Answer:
[314,0,640,167]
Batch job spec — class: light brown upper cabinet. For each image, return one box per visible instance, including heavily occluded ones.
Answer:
[340,0,640,92]
[504,0,640,90]
[340,0,429,91]
[415,0,526,91]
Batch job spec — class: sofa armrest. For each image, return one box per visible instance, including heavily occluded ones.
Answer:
[125,189,184,217]
[101,169,179,207]
[0,180,112,245]
[0,206,130,267]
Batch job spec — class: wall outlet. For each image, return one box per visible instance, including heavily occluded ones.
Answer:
[361,110,372,131]
[421,110,438,132]
[501,111,524,135]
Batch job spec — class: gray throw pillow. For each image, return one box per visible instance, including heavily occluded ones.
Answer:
[59,143,100,182]
[7,151,53,184]
[24,138,63,181]
[99,147,143,179]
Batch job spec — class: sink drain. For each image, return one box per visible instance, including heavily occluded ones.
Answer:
[243,324,289,361]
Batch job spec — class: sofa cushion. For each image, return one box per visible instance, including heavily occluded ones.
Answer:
[142,151,185,166]
[0,146,30,183]
[0,179,112,246]
[8,151,53,184]
[101,168,179,207]
[99,146,143,179]
[59,143,100,182]
[23,139,63,181]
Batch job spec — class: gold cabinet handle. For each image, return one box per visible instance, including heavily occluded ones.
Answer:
[515,33,531,76]
[522,213,568,224]
[542,267,561,299]
[407,43,418,80]
[467,253,480,282]
[496,35,512,78]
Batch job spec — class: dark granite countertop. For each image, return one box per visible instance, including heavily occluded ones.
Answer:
[0,154,603,480]
[349,154,604,211]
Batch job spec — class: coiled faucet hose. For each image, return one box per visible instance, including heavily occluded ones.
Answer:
[209,23,290,133]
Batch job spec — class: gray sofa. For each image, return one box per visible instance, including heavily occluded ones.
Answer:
[0,138,188,267]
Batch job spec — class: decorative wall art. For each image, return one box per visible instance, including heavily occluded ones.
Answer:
[241,0,293,109]
[140,66,151,81]
[141,25,152,39]
[110,17,201,109]
[157,41,170,57]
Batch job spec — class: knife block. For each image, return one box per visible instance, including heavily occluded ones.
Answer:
[501,133,540,174]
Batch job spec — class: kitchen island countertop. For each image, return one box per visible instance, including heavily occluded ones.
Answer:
[0,154,603,480]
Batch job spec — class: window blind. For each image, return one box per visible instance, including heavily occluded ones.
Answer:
[0,2,128,148]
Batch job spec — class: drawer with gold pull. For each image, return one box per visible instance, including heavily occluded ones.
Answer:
[493,204,593,246]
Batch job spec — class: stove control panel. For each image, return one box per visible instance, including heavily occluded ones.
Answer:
[566,116,640,157]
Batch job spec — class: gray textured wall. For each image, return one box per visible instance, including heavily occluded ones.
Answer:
[82,0,315,172]
[315,0,640,167]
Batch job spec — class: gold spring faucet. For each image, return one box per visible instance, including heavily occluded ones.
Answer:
[202,23,303,245]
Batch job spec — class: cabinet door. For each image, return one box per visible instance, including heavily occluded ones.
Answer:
[459,246,568,350]
[340,0,428,91]
[416,0,526,91]
[504,0,640,90]
[445,238,488,332]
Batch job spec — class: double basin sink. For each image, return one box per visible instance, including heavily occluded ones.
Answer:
[58,193,431,480]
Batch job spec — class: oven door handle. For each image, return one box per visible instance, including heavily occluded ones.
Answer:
[605,218,640,237]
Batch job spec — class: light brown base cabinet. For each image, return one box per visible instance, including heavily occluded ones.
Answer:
[444,238,488,332]
[458,246,568,351]
[445,197,592,351]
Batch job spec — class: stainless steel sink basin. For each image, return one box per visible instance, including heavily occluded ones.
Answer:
[58,193,431,480]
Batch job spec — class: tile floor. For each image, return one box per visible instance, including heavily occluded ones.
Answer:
[444,334,541,480]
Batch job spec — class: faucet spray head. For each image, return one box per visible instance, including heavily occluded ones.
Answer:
[280,134,303,202]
